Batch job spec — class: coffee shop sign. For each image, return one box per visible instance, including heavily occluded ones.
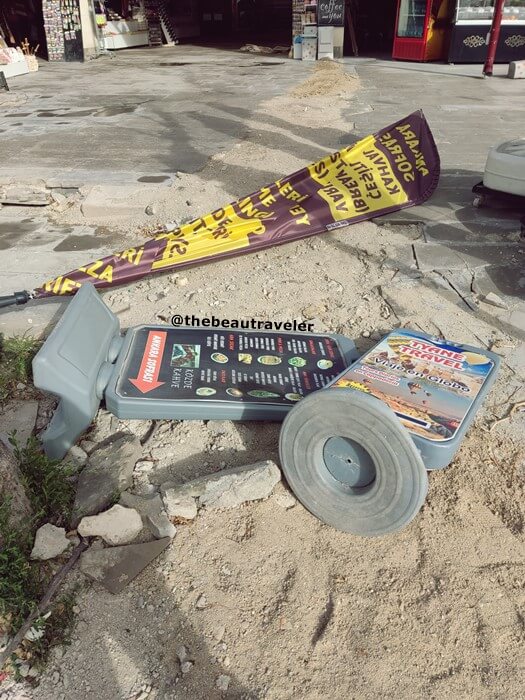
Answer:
[318,0,345,27]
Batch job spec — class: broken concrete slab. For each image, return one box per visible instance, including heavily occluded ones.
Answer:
[79,537,171,594]
[472,265,525,304]
[483,292,509,310]
[30,524,70,560]
[0,400,39,449]
[71,433,142,528]
[80,184,158,220]
[161,489,198,521]
[78,504,143,545]
[119,491,164,520]
[413,241,523,273]
[163,461,282,511]
[423,219,521,245]
[145,512,176,539]
[413,242,469,272]
[0,185,52,206]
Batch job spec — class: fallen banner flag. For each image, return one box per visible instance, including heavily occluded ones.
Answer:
[0,111,439,309]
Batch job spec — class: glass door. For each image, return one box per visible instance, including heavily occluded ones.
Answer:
[397,0,429,37]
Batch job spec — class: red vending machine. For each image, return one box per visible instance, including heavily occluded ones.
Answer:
[393,0,452,61]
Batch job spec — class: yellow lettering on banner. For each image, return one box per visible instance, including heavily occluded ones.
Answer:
[307,133,407,221]
[276,180,309,204]
[43,277,81,295]
[151,203,269,271]
[78,261,114,283]
[258,186,276,207]
[117,247,145,265]
[239,197,273,220]
[289,205,310,226]
[395,123,430,176]
[61,277,81,294]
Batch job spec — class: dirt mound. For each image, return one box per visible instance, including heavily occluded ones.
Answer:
[291,59,359,98]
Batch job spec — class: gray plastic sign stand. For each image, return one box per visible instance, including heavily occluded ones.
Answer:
[279,389,429,536]
[278,328,500,535]
[33,284,358,460]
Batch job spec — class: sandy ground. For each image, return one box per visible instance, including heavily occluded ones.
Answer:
[2,59,525,700]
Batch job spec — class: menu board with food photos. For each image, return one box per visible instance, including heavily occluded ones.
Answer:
[118,327,351,404]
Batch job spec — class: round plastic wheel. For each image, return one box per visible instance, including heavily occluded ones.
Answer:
[473,195,483,208]
[279,389,428,537]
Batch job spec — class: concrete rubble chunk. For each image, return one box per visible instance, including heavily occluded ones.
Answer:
[483,292,508,310]
[79,537,171,594]
[71,433,141,527]
[119,491,164,519]
[0,185,52,206]
[163,461,282,512]
[161,489,198,520]
[77,504,143,545]
[0,400,39,450]
[146,512,176,539]
[30,524,70,560]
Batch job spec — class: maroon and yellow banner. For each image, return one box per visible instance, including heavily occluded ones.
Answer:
[34,111,439,299]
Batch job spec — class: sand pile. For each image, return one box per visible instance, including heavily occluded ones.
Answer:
[291,59,359,98]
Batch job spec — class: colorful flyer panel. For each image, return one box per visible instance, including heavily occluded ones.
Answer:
[117,327,349,404]
[330,329,495,442]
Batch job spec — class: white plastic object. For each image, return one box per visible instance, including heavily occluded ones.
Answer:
[483,138,525,197]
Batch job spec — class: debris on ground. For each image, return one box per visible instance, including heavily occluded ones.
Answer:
[161,460,281,514]
[30,524,71,561]
[0,184,52,207]
[71,433,141,527]
[77,505,143,546]
[79,537,171,594]
[239,44,289,54]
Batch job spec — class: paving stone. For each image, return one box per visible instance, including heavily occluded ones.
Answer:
[71,433,142,527]
[473,265,525,303]
[413,241,523,272]
[0,400,39,449]
[80,185,157,219]
[79,537,171,594]
[423,219,520,244]
[30,524,70,560]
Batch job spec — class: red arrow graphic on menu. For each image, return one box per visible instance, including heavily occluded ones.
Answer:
[129,331,167,394]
